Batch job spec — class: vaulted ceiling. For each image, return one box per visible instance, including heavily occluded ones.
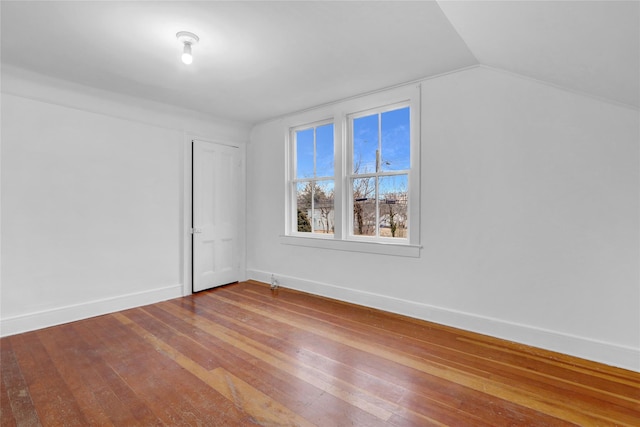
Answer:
[1,1,638,124]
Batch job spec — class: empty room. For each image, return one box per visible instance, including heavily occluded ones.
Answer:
[1,1,639,425]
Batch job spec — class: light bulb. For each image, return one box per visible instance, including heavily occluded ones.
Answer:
[176,31,199,65]
[181,43,193,65]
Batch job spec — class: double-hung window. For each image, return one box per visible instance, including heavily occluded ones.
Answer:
[292,121,335,235]
[349,104,410,240]
[285,85,420,257]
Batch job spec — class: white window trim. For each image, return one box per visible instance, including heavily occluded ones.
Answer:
[288,119,336,237]
[283,84,421,257]
[279,235,421,257]
[347,100,413,244]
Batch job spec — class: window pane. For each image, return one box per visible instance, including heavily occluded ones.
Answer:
[381,107,410,171]
[315,124,334,177]
[352,177,376,236]
[313,180,334,234]
[378,175,408,238]
[296,182,312,232]
[352,114,379,174]
[296,128,314,179]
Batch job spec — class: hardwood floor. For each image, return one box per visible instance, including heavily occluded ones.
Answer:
[2,281,639,426]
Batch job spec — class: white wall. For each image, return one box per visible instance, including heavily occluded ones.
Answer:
[247,66,640,371]
[1,68,251,335]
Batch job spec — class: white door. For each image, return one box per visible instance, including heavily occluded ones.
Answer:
[192,140,240,292]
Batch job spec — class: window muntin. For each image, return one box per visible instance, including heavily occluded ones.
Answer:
[350,105,410,240]
[292,122,335,235]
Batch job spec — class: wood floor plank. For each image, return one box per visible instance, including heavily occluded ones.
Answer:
[9,332,89,426]
[114,310,315,427]
[69,316,167,426]
[214,283,639,426]
[231,286,638,417]
[2,281,638,426]
[0,368,17,427]
[158,300,353,426]
[241,280,640,394]
[167,295,522,427]
[210,287,574,426]
[0,338,39,427]
[158,300,396,422]
[80,312,240,426]
[34,324,115,427]
[129,304,336,426]
[241,282,637,397]
[147,300,395,426]
[189,290,568,425]
[70,317,165,425]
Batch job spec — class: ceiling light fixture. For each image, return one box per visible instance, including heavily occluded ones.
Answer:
[176,31,199,65]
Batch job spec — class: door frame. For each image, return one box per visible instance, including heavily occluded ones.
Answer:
[181,134,247,296]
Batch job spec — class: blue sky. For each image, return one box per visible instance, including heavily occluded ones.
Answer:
[296,123,334,179]
[353,106,410,173]
[296,106,409,196]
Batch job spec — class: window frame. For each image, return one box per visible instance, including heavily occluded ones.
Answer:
[289,119,336,238]
[283,84,421,257]
[347,102,412,243]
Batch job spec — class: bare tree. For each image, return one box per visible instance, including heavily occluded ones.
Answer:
[388,202,398,237]
[352,157,376,235]
[298,181,334,234]
[379,192,407,238]
[313,183,334,234]
[297,209,311,232]
[353,178,375,235]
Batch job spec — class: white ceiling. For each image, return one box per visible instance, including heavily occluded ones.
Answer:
[439,0,640,109]
[1,1,638,125]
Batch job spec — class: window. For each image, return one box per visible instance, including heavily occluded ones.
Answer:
[285,85,420,257]
[292,121,335,235]
[350,105,410,240]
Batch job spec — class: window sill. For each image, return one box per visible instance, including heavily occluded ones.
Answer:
[279,235,421,258]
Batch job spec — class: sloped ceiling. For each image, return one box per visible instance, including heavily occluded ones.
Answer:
[438,0,639,109]
[1,1,637,125]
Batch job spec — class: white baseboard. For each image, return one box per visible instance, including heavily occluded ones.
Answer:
[0,284,183,337]
[248,269,639,372]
